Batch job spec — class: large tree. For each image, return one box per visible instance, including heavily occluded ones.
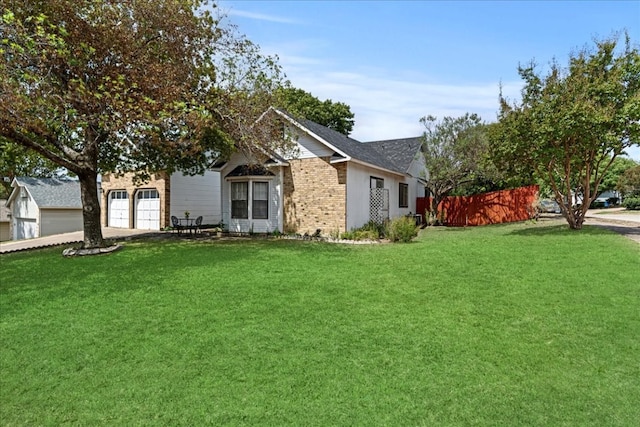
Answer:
[0,0,285,248]
[490,34,640,229]
[275,86,355,135]
[420,113,490,224]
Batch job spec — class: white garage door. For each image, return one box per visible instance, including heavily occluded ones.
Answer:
[136,189,160,230]
[16,218,37,240]
[109,190,129,228]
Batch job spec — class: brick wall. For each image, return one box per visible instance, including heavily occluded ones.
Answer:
[100,172,171,228]
[283,157,347,235]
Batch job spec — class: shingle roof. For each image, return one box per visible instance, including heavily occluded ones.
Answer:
[12,177,82,209]
[365,137,424,174]
[282,111,423,175]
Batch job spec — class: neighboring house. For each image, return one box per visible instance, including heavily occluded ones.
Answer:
[0,199,10,241]
[593,190,621,206]
[5,177,83,240]
[100,171,221,230]
[213,109,428,235]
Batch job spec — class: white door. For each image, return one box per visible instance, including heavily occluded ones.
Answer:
[15,218,37,240]
[136,189,160,230]
[108,190,129,228]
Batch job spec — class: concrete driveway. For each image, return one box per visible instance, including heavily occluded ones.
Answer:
[0,227,159,254]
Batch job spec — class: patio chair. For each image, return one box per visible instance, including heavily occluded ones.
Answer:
[193,216,203,234]
[171,215,184,235]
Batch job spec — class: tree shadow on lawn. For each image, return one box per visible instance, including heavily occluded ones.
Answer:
[508,223,618,238]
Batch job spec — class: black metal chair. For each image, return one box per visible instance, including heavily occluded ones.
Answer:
[171,215,184,235]
[193,216,203,234]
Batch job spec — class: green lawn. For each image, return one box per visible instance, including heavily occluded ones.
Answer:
[1,221,639,426]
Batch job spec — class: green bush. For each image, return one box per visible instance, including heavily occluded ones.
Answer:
[340,221,385,241]
[385,216,419,242]
[360,220,386,237]
[340,229,379,241]
[622,196,640,210]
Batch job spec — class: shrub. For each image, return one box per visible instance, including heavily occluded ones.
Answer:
[340,221,385,241]
[622,196,640,210]
[385,216,419,242]
[340,229,379,241]
[360,220,386,237]
[340,231,354,240]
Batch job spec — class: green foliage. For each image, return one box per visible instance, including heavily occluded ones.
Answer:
[597,157,637,193]
[617,165,640,197]
[275,86,355,135]
[340,221,386,241]
[421,114,495,221]
[385,216,418,242]
[490,32,640,229]
[622,196,640,210]
[0,139,65,197]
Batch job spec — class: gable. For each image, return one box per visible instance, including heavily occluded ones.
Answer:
[7,177,82,209]
[275,109,424,177]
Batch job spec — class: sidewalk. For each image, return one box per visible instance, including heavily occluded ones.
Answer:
[0,227,158,254]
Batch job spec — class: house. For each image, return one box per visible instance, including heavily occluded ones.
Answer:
[214,109,428,235]
[100,171,221,230]
[5,177,83,240]
[0,199,10,241]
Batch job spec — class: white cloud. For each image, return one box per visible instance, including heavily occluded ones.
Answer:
[286,66,522,141]
[224,8,299,24]
[260,42,640,160]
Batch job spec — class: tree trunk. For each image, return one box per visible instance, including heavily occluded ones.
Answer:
[77,171,105,248]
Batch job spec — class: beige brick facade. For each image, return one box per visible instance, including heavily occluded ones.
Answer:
[282,157,347,235]
[100,172,171,228]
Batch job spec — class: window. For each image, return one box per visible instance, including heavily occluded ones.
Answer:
[370,177,384,189]
[110,190,128,200]
[252,182,269,219]
[399,183,409,208]
[137,189,158,199]
[231,182,248,219]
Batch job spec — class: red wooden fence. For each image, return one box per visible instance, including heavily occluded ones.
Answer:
[416,185,539,227]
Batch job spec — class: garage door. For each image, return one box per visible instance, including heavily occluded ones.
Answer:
[16,218,37,240]
[108,190,129,228]
[136,189,160,230]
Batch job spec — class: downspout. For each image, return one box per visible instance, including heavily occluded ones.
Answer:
[279,166,284,233]
[344,164,348,233]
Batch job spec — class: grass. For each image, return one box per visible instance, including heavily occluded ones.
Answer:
[1,221,639,426]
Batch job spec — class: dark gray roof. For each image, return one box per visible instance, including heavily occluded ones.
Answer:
[13,177,82,208]
[277,109,422,175]
[366,137,424,174]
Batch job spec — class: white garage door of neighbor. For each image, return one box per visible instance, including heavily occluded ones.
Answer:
[109,190,129,228]
[136,189,160,230]
[16,218,37,240]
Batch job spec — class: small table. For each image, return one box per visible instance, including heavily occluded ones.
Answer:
[179,218,194,235]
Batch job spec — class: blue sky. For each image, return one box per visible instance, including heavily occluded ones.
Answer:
[218,0,640,159]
